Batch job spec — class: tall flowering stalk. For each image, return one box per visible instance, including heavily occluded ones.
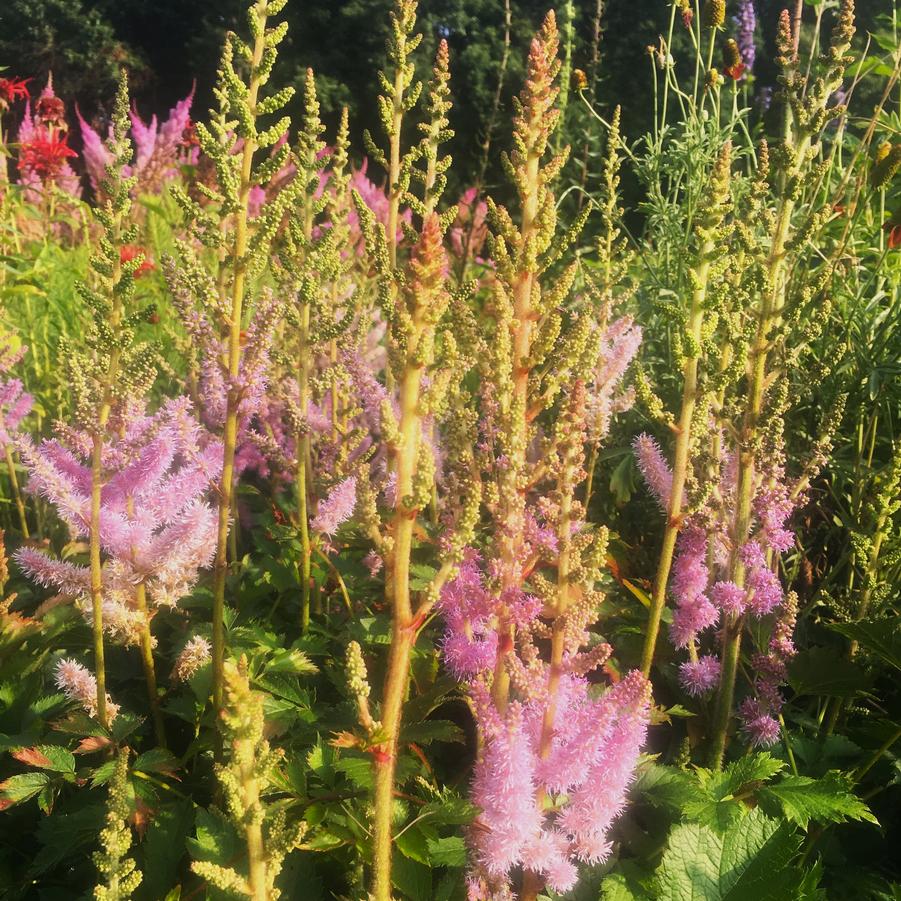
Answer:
[708,0,855,767]
[435,14,649,897]
[15,399,221,744]
[190,658,305,900]
[639,142,732,675]
[348,12,477,896]
[49,74,156,730]
[169,0,297,710]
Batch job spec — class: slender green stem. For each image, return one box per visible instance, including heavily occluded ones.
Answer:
[211,5,267,712]
[4,445,28,538]
[135,584,166,747]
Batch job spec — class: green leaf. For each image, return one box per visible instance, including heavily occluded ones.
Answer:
[601,872,652,901]
[829,619,901,672]
[335,755,374,789]
[13,744,76,773]
[0,771,51,808]
[401,719,464,745]
[139,800,193,900]
[307,739,337,784]
[396,825,433,865]
[187,807,239,865]
[685,754,785,828]
[134,748,180,777]
[655,809,805,900]
[757,772,878,829]
[392,850,432,901]
[632,764,697,813]
[788,648,873,698]
[425,836,467,868]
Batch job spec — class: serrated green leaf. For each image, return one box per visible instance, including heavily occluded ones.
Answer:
[425,836,467,868]
[396,825,433,865]
[134,747,180,777]
[633,764,698,813]
[392,850,432,901]
[684,754,785,828]
[655,809,805,900]
[601,872,652,900]
[401,719,464,745]
[757,773,878,829]
[0,771,50,808]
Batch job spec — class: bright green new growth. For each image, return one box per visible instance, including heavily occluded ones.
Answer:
[93,749,142,901]
[168,0,297,712]
[191,657,305,900]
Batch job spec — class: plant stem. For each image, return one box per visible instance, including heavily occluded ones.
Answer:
[135,584,166,747]
[211,5,266,712]
[3,445,28,538]
[89,432,110,730]
[372,354,422,901]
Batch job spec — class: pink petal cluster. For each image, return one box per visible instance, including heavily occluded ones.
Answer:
[172,635,212,682]
[16,75,81,202]
[54,658,119,721]
[15,399,222,645]
[678,654,721,697]
[633,433,672,510]
[0,341,33,449]
[310,476,357,536]
[669,525,717,648]
[586,316,642,443]
[78,87,197,194]
[441,553,651,897]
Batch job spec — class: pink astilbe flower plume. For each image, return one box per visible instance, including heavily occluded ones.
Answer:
[633,433,672,509]
[78,86,197,194]
[15,400,221,646]
[310,476,357,536]
[54,658,119,721]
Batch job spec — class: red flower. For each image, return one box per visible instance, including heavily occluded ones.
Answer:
[886,223,901,250]
[18,131,77,179]
[0,77,31,106]
[725,62,746,81]
[120,245,155,278]
[35,94,66,126]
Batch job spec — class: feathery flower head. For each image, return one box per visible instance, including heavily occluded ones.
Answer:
[54,658,119,721]
[173,635,212,682]
[633,432,672,510]
[311,476,357,536]
[679,655,722,697]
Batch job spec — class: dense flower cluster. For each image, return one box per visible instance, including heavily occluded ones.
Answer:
[15,399,221,645]
[16,75,81,201]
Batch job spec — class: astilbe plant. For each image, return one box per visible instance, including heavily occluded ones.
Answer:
[0,335,33,537]
[78,86,197,196]
[340,5,483,895]
[15,397,221,742]
[92,748,142,900]
[25,71,161,732]
[635,0,858,767]
[435,13,650,898]
[190,657,306,900]
[166,0,298,711]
